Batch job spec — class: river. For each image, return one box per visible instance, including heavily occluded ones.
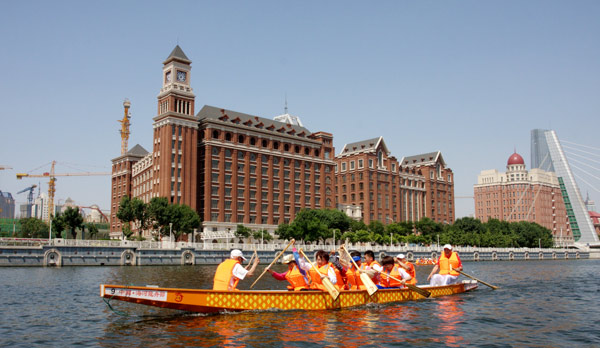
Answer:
[1,259,598,347]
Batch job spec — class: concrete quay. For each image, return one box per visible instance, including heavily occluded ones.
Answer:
[0,238,588,267]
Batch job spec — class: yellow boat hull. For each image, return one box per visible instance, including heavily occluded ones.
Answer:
[100,282,477,313]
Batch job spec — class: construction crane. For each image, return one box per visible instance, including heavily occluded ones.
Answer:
[17,184,37,205]
[16,161,110,222]
[79,206,109,223]
[118,99,131,155]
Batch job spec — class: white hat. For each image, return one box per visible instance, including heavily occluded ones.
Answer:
[443,244,452,250]
[231,249,247,261]
[397,253,406,259]
[282,254,295,264]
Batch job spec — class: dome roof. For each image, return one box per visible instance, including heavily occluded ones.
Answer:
[507,152,524,165]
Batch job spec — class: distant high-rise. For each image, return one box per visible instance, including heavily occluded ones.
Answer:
[530,129,599,245]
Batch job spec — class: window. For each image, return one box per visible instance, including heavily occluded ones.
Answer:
[350,161,355,170]
[341,162,347,171]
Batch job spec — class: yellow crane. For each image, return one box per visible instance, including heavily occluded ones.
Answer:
[16,161,110,222]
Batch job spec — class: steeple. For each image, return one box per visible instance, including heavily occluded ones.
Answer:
[163,45,191,64]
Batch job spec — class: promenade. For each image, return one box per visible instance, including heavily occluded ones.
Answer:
[0,237,589,267]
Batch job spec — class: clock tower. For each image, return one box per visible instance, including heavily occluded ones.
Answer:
[153,45,199,208]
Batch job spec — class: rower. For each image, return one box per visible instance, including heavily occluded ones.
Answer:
[213,249,260,291]
[395,253,417,285]
[346,251,366,290]
[427,244,463,286]
[361,250,382,283]
[266,254,310,291]
[296,250,337,291]
[379,256,411,288]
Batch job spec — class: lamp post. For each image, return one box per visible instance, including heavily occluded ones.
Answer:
[539,238,541,249]
[333,229,335,248]
[437,234,440,249]
[169,222,173,248]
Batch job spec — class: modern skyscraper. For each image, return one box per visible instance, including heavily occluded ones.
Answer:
[530,129,599,245]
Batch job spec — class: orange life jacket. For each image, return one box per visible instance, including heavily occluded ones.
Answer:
[346,265,365,290]
[361,260,381,282]
[213,258,241,291]
[379,265,404,288]
[309,263,331,291]
[439,252,460,276]
[404,262,417,285]
[285,265,309,291]
[331,263,346,291]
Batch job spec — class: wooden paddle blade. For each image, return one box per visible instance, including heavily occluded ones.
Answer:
[321,277,340,301]
[458,270,498,290]
[406,283,431,298]
[360,273,378,296]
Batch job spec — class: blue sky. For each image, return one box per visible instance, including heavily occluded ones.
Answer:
[1,1,599,219]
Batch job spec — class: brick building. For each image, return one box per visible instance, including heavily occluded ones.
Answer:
[474,152,572,245]
[110,46,335,239]
[400,151,455,224]
[334,137,454,225]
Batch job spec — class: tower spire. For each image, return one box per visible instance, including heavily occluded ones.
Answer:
[284,93,288,114]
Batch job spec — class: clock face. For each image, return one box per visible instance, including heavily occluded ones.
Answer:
[177,71,187,82]
[165,71,171,82]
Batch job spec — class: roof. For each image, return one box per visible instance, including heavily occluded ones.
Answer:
[507,152,525,165]
[196,105,313,136]
[401,151,446,167]
[126,144,149,157]
[339,136,389,156]
[163,45,191,64]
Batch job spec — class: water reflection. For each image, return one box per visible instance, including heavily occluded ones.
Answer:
[433,297,465,347]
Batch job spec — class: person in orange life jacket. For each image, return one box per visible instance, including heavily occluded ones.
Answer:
[395,253,417,285]
[346,251,366,290]
[378,256,411,288]
[328,250,348,290]
[427,244,463,286]
[361,250,383,283]
[296,250,337,290]
[213,249,260,291]
[266,254,310,291]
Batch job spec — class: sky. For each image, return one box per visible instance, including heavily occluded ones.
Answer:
[1,1,599,219]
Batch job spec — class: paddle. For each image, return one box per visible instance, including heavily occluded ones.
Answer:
[340,245,378,296]
[245,248,257,270]
[299,249,340,301]
[378,270,431,298]
[250,239,295,289]
[457,270,499,290]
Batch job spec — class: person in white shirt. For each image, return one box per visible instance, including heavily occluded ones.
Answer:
[213,249,260,291]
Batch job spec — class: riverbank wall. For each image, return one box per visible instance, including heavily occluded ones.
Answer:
[0,238,588,267]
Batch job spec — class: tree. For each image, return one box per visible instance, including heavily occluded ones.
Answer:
[116,196,134,238]
[414,217,443,238]
[167,204,201,241]
[19,217,48,238]
[148,197,171,236]
[51,213,67,238]
[368,220,385,236]
[275,223,300,241]
[131,197,150,238]
[288,209,330,243]
[63,207,84,239]
[253,229,273,243]
[235,224,252,239]
[87,223,99,240]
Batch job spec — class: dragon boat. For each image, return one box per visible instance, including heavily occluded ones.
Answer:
[100,281,478,314]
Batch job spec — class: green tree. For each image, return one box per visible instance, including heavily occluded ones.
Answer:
[19,217,48,238]
[148,197,171,236]
[275,223,300,242]
[87,223,99,239]
[131,197,150,238]
[167,204,201,241]
[51,213,67,239]
[62,207,84,239]
[235,224,252,239]
[253,229,273,243]
[116,196,134,238]
[368,220,385,236]
[350,220,368,232]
